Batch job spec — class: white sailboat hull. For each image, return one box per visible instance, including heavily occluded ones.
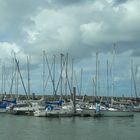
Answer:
[46,109,74,117]
[81,108,96,117]
[34,110,47,117]
[0,108,6,113]
[101,110,134,117]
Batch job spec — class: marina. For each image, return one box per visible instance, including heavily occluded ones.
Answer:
[0,93,139,118]
[0,0,140,140]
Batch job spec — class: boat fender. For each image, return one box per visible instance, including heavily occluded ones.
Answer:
[47,105,52,111]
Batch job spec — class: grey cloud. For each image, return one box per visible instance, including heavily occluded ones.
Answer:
[46,0,92,6]
[0,0,47,44]
[113,0,129,6]
[0,0,140,62]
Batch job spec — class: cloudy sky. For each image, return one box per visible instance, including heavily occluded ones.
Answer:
[0,0,140,97]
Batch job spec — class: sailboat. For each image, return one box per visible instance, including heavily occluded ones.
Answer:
[100,99,134,117]
[100,46,134,117]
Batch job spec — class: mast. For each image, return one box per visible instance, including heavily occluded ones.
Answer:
[131,59,138,99]
[15,57,28,100]
[11,57,14,95]
[111,44,116,97]
[3,64,6,95]
[45,53,57,95]
[65,53,68,96]
[1,63,6,95]
[14,52,19,99]
[93,77,96,100]
[53,55,56,96]
[43,51,46,96]
[60,53,64,98]
[27,56,31,98]
[98,60,100,96]
[79,68,83,96]
[130,59,133,97]
[13,57,16,96]
[1,63,3,94]
[71,58,74,95]
[16,65,19,99]
[107,60,109,97]
[95,52,98,97]
[63,54,73,96]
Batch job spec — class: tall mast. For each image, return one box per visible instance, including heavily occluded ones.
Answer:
[71,58,74,95]
[60,53,64,97]
[45,53,56,95]
[98,60,100,96]
[111,44,116,97]
[1,64,3,94]
[95,52,98,97]
[79,68,83,96]
[65,53,68,96]
[11,57,14,95]
[43,51,45,96]
[15,57,28,100]
[14,52,19,99]
[92,77,96,99]
[1,63,6,94]
[1,62,3,94]
[53,55,56,96]
[13,57,16,96]
[27,56,31,98]
[107,60,109,97]
[130,59,133,97]
[16,65,19,99]
[131,59,138,99]
[4,64,6,94]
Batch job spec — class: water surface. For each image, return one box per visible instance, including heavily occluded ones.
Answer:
[0,113,140,140]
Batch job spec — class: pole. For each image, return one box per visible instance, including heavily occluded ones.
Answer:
[27,56,31,98]
[73,87,76,114]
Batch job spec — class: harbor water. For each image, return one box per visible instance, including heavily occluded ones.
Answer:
[1,113,140,140]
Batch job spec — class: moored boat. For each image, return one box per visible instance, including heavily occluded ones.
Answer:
[101,108,134,117]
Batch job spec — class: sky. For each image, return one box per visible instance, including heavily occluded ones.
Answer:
[0,0,140,97]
